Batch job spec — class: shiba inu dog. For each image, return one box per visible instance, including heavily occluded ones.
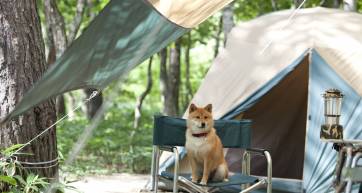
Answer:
[185,103,228,185]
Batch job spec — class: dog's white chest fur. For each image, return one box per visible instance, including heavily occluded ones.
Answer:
[185,133,211,156]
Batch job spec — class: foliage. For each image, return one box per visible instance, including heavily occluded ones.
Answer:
[56,0,110,35]
[0,144,78,193]
[12,174,49,193]
[1,144,24,191]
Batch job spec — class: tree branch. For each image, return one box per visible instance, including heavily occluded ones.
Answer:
[134,56,153,128]
[222,2,235,46]
[214,16,223,57]
[44,0,68,58]
[185,33,193,103]
[270,0,278,11]
[68,0,86,43]
[159,47,168,109]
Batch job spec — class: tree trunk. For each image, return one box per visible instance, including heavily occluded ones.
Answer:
[84,88,103,120]
[333,0,341,8]
[55,95,66,117]
[66,92,77,119]
[293,0,305,8]
[222,2,235,46]
[44,0,68,57]
[159,47,168,114]
[0,0,58,178]
[44,0,68,118]
[84,88,103,119]
[185,33,193,108]
[321,0,341,8]
[214,16,223,57]
[166,40,181,116]
[271,0,278,10]
[134,57,153,128]
[159,39,181,116]
[343,0,357,11]
[86,0,98,21]
[67,0,86,43]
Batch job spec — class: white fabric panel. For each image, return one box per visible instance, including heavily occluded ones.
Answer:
[147,0,233,28]
[317,47,362,96]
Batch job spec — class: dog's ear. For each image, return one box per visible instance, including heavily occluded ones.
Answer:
[189,103,197,113]
[204,104,212,113]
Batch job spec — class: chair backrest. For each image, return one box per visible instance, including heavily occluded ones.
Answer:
[153,115,251,148]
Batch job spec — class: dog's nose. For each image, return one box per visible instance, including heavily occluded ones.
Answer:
[201,122,205,128]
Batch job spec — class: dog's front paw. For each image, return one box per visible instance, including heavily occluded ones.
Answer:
[200,180,207,185]
[191,175,199,183]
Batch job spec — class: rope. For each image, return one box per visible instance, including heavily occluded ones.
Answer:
[259,0,307,55]
[0,156,59,169]
[9,90,100,159]
[22,162,59,169]
[18,157,58,165]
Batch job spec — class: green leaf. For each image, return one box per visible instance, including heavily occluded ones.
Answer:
[5,162,16,176]
[0,175,17,185]
[9,187,23,193]
[1,144,25,156]
[14,175,26,185]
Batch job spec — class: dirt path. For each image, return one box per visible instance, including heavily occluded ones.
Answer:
[66,173,150,193]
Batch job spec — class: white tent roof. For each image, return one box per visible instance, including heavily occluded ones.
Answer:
[191,7,362,119]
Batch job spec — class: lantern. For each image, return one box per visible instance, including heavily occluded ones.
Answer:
[320,89,344,140]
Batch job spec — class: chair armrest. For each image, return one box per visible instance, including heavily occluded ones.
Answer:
[159,145,177,152]
[246,148,269,155]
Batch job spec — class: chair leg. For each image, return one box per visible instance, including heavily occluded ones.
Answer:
[151,146,157,190]
[344,147,353,193]
[242,151,251,175]
[346,152,362,193]
[173,147,179,193]
[241,151,251,190]
[264,151,272,193]
[153,146,160,193]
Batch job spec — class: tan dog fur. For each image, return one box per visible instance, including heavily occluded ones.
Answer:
[185,103,228,185]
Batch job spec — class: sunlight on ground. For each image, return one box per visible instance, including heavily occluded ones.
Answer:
[66,173,149,193]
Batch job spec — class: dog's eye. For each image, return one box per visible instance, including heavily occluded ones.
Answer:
[204,116,208,119]
[196,116,200,119]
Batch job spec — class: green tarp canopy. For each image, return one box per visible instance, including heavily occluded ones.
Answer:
[2,0,233,122]
[1,0,189,122]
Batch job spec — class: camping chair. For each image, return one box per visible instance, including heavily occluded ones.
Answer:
[150,115,272,193]
[333,144,362,193]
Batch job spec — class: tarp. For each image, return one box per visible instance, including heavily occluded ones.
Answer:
[1,0,233,123]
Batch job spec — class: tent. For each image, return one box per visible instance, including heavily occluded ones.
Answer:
[161,7,362,193]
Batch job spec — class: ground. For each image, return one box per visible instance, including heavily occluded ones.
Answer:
[66,173,150,193]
